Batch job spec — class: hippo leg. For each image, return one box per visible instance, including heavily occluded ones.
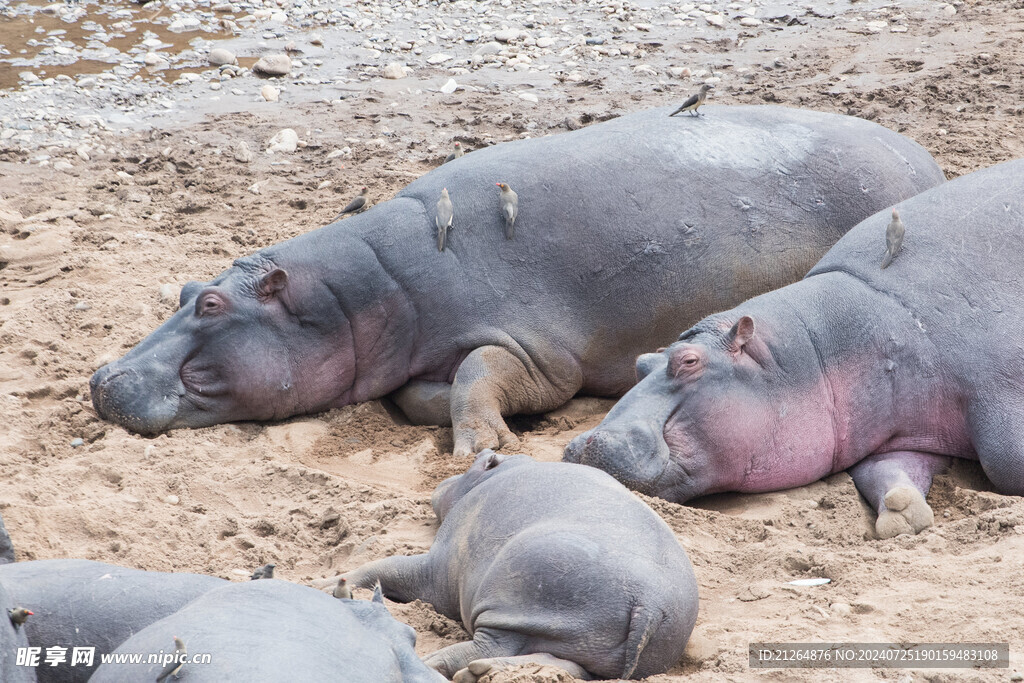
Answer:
[969,402,1024,495]
[453,654,593,683]
[848,451,951,539]
[450,346,582,457]
[344,555,432,603]
[425,628,528,679]
[391,381,453,426]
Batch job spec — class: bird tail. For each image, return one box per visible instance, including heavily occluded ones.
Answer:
[437,226,446,252]
[881,251,894,269]
[505,217,515,240]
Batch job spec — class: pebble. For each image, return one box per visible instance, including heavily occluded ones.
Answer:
[253,54,291,76]
[70,438,84,448]
[209,48,237,66]
[168,16,201,32]
[426,53,453,65]
[158,283,179,306]
[382,62,408,79]
[739,17,762,27]
[54,160,73,172]
[518,92,539,103]
[143,52,162,66]
[831,602,852,616]
[941,3,957,15]
[439,78,458,94]
[261,84,280,102]
[164,495,180,505]
[266,128,299,154]
[705,14,725,27]
[234,140,254,163]
[1010,674,1023,682]
[536,36,555,48]
[76,146,90,161]
[494,28,520,43]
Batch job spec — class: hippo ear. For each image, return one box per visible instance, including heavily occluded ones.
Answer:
[484,451,506,470]
[258,268,288,298]
[372,581,386,606]
[635,352,662,380]
[727,316,755,353]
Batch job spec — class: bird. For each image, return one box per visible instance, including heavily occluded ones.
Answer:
[155,636,186,682]
[250,563,275,580]
[371,580,384,604]
[881,208,905,269]
[669,84,713,117]
[436,188,454,252]
[496,183,519,240]
[444,142,465,163]
[335,186,370,220]
[333,577,353,600]
[8,607,33,629]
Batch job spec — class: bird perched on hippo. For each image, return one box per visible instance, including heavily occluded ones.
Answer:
[89,105,944,457]
[342,450,699,681]
[565,159,1024,539]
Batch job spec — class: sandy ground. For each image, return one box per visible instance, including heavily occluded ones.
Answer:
[3,0,1024,681]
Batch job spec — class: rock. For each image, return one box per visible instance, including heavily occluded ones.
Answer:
[831,602,852,616]
[209,48,237,66]
[890,25,908,33]
[253,54,291,76]
[70,438,84,447]
[739,16,762,26]
[494,28,520,43]
[866,20,888,32]
[234,141,253,163]
[1010,674,1023,682]
[261,84,280,102]
[705,14,725,27]
[76,146,90,161]
[168,16,201,32]
[165,495,180,505]
[668,66,691,79]
[536,36,555,48]
[382,62,408,79]
[518,92,538,103]
[158,283,179,306]
[439,78,458,94]
[474,41,502,56]
[426,53,453,65]
[54,160,73,172]
[266,128,299,154]
[941,3,956,15]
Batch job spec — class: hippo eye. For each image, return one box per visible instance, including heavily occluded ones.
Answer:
[195,291,226,317]
[667,345,705,379]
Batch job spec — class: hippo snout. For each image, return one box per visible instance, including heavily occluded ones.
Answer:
[564,424,671,495]
[90,363,183,435]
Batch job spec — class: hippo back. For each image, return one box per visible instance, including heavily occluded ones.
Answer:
[0,560,225,683]
[89,580,440,683]
[0,580,34,683]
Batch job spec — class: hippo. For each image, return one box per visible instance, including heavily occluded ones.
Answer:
[344,450,698,680]
[0,580,33,683]
[89,106,944,456]
[565,158,1024,539]
[88,580,444,683]
[0,559,225,682]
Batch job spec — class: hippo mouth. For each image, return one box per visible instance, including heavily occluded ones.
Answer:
[564,421,674,496]
[90,366,186,435]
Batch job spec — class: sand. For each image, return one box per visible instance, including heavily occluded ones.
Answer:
[3,1,1024,680]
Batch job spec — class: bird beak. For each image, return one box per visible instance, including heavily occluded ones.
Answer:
[26,611,34,615]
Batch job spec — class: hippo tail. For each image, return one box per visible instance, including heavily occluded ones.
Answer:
[621,604,662,679]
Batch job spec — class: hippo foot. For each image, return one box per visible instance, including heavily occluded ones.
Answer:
[453,655,590,683]
[875,485,934,539]
[453,422,520,458]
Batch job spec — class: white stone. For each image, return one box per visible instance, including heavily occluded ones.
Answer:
[536,36,555,48]
[382,62,408,79]
[209,48,237,66]
[705,14,725,27]
[253,54,291,76]
[426,53,453,65]
[168,16,201,32]
[439,78,458,94]
[234,140,254,163]
[266,128,299,154]
[494,28,520,43]
[518,92,538,103]
[261,84,280,101]
[739,16,762,26]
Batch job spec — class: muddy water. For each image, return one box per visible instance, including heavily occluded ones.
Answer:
[0,0,230,89]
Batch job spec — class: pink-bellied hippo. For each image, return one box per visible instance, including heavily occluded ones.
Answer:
[343,450,698,680]
[565,158,1024,538]
[89,105,944,457]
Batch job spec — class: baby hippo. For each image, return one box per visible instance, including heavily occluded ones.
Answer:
[344,451,698,681]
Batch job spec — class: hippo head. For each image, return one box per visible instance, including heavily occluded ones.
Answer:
[565,314,833,502]
[90,255,357,435]
[431,450,530,521]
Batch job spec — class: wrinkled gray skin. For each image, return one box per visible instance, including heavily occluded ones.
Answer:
[89,580,444,683]
[89,106,944,457]
[566,159,1024,540]
[0,560,225,683]
[344,451,698,680]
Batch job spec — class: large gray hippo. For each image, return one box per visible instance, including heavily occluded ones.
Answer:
[89,105,944,456]
[344,450,698,680]
[0,559,225,682]
[88,580,444,683]
[565,159,1024,539]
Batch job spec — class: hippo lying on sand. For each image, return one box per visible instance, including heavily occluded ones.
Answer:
[344,451,698,680]
[566,159,1024,538]
[90,106,944,456]
[0,559,225,683]
[90,580,443,683]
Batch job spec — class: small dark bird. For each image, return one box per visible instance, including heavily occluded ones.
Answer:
[496,183,519,240]
[881,208,905,269]
[436,188,454,252]
[250,563,275,580]
[8,607,33,629]
[669,84,713,117]
[335,186,369,220]
[444,141,465,163]
[333,577,353,600]
[155,636,186,682]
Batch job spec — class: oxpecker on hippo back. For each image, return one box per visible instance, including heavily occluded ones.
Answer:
[565,159,1024,539]
[90,105,944,456]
